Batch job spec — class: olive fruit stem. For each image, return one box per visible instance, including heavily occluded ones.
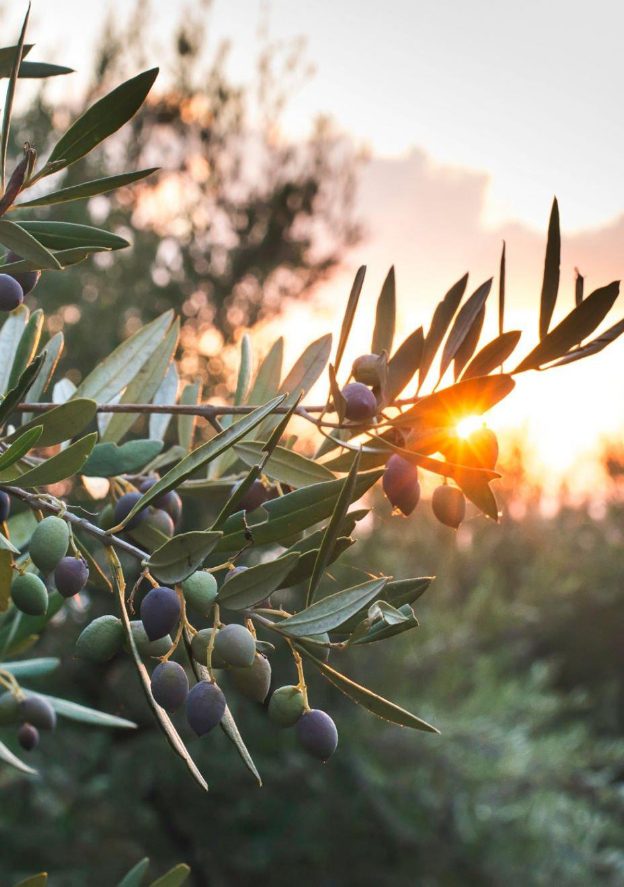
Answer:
[287,641,310,711]
[159,590,186,663]
[206,604,221,682]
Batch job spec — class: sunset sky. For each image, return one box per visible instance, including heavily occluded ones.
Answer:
[11,0,624,492]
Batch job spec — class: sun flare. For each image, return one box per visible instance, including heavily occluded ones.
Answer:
[456,415,483,440]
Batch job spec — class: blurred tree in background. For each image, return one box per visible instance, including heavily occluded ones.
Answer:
[9,0,360,389]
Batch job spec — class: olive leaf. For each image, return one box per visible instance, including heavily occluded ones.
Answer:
[45,68,159,173]
[234,440,335,487]
[499,240,506,336]
[514,281,620,372]
[394,374,515,428]
[386,326,424,402]
[2,657,60,677]
[307,449,361,604]
[215,469,383,552]
[0,353,44,427]
[216,552,300,609]
[8,399,97,447]
[246,337,283,405]
[371,266,396,356]
[419,274,468,390]
[280,577,388,637]
[334,265,365,373]
[146,531,222,584]
[0,426,43,471]
[539,197,561,340]
[0,432,97,486]
[0,738,36,776]
[148,865,191,887]
[7,309,43,391]
[461,331,521,380]
[18,168,158,208]
[297,646,439,733]
[81,439,163,477]
[24,691,136,729]
[0,219,61,269]
[439,278,492,382]
[116,858,149,887]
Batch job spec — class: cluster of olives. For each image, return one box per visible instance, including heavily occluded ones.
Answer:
[0,250,41,312]
[104,478,183,541]
[0,690,57,752]
[7,504,90,616]
[75,561,338,761]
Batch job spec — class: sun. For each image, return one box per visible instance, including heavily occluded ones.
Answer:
[456,415,483,440]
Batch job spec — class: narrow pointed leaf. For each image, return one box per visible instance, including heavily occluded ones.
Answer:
[453,305,485,380]
[439,278,492,380]
[419,274,468,390]
[117,858,149,887]
[371,266,395,355]
[73,311,173,403]
[147,531,222,584]
[281,577,387,637]
[0,220,61,269]
[148,865,191,887]
[0,354,44,426]
[307,450,361,604]
[0,425,42,470]
[2,657,59,677]
[0,737,36,775]
[298,647,439,733]
[0,305,27,395]
[0,432,97,486]
[386,326,424,402]
[515,281,620,372]
[47,68,159,170]
[215,469,383,552]
[395,374,514,427]
[539,198,561,339]
[461,331,522,380]
[234,334,252,405]
[9,399,97,447]
[217,552,300,609]
[26,691,136,729]
[575,268,584,307]
[177,382,200,452]
[335,265,365,372]
[0,6,29,190]
[18,168,158,208]
[246,337,283,404]
[549,316,624,367]
[499,241,506,337]
[149,362,178,441]
[15,220,128,251]
[234,441,334,487]
[7,310,43,391]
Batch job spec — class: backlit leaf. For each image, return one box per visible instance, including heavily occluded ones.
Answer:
[334,265,365,373]
[461,331,522,380]
[439,278,491,381]
[18,168,158,208]
[386,326,424,402]
[419,274,468,390]
[539,197,561,340]
[371,266,396,356]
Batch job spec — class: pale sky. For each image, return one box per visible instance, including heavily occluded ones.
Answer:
[8,0,624,492]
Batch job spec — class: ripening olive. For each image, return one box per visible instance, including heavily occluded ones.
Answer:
[213,623,256,668]
[19,695,56,731]
[431,484,466,529]
[11,573,48,616]
[190,628,228,669]
[126,620,172,658]
[17,723,39,751]
[5,250,41,295]
[296,709,338,761]
[150,661,189,713]
[0,692,19,726]
[341,382,378,421]
[113,492,148,530]
[140,585,181,641]
[181,571,218,617]
[268,685,305,727]
[230,654,271,703]
[382,454,421,516]
[75,614,125,663]
[0,490,11,523]
[352,353,381,386]
[29,515,69,575]
[186,680,226,736]
[54,556,89,598]
[138,477,183,524]
[0,273,24,312]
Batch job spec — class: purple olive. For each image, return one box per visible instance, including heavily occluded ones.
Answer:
[19,695,56,731]
[341,382,377,421]
[54,556,89,598]
[4,251,40,295]
[382,454,421,516]
[296,709,338,761]
[186,680,226,736]
[0,273,23,312]
[431,485,466,529]
[17,723,39,751]
[150,661,189,713]
[0,491,11,523]
[140,585,181,641]
[114,492,148,530]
